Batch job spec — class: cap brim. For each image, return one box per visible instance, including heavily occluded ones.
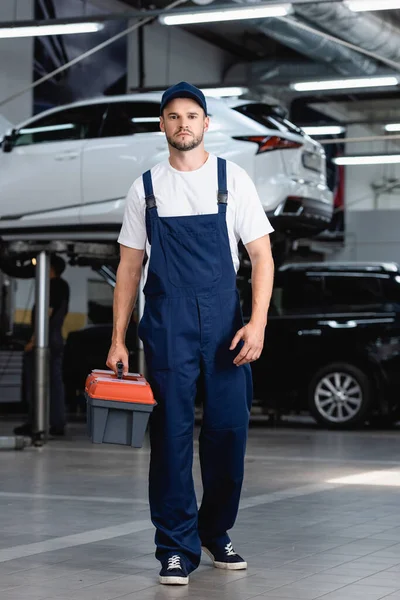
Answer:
[161,91,207,115]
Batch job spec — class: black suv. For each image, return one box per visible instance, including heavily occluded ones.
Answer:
[250,262,400,428]
[63,262,400,429]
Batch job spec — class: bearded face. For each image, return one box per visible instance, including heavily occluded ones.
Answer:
[160,98,209,152]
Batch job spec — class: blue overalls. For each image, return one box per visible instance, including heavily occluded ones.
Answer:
[138,157,253,573]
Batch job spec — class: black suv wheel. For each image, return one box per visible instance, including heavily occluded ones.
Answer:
[308,362,372,428]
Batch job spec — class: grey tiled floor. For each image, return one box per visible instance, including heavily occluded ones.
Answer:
[2,421,400,599]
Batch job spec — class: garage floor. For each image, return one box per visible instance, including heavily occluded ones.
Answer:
[2,422,400,600]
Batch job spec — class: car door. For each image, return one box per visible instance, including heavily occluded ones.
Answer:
[250,270,327,408]
[0,104,106,222]
[81,101,169,225]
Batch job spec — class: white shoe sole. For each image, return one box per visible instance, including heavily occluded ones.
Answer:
[159,575,189,585]
[202,546,247,570]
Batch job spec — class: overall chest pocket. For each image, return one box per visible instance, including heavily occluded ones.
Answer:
[163,218,222,288]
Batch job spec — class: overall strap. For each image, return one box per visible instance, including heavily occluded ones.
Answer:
[142,170,156,245]
[217,157,228,206]
[142,170,157,209]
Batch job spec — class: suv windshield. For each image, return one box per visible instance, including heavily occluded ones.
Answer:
[233,103,304,136]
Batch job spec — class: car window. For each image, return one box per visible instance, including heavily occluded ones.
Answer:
[382,275,400,310]
[323,274,384,312]
[101,102,160,137]
[233,103,304,136]
[14,105,106,147]
[273,271,387,316]
[273,272,325,315]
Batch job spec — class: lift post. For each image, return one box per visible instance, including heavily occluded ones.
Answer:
[33,251,50,445]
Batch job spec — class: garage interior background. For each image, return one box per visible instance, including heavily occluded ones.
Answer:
[1,0,400,332]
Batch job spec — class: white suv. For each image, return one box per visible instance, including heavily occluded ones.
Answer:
[0,94,332,238]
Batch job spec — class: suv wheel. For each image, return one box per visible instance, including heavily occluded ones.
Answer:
[308,362,372,428]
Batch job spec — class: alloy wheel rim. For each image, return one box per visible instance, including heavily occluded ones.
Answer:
[314,371,363,423]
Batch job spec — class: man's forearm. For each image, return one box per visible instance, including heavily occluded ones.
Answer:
[112,265,141,344]
[250,255,274,327]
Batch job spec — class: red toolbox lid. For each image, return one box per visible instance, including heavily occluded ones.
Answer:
[85,370,155,405]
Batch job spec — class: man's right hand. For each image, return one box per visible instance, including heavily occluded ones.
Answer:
[106,343,129,376]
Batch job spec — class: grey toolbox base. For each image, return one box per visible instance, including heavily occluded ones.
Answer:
[86,396,154,448]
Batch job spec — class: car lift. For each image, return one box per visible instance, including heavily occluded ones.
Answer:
[0,235,146,448]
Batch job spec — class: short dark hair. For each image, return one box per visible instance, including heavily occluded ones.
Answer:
[50,254,66,277]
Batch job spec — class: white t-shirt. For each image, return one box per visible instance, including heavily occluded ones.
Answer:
[118,153,273,274]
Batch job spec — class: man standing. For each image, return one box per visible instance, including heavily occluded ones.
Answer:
[107,82,274,585]
[14,254,70,437]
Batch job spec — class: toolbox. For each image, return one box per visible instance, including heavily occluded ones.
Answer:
[85,362,156,448]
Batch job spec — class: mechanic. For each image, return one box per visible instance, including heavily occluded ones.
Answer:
[106,82,274,585]
[14,254,70,437]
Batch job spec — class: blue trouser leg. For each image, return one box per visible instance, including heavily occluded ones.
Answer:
[197,361,252,546]
[148,365,202,573]
[49,349,66,429]
[23,350,34,424]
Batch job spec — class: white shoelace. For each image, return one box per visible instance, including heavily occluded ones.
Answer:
[167,555,182,570]
[225,542,237,556]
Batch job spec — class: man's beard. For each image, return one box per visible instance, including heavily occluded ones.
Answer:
[167,130,204,152]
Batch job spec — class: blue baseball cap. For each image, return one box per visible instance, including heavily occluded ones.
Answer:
[160,82,208,116]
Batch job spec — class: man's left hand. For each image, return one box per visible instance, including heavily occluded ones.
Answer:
[230,321,265,366]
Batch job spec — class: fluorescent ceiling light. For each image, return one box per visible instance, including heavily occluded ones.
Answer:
[345,0,400,12]
[302,125,345,136]
[160,3,292,25]
[0,22,104,38]
[334,154,400,166]
[201,87,248,97]
[385,123,400,132]
[292,76,398,92]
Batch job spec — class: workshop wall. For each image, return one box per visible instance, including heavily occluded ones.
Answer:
[344,124,400,211]
[127,22,231,91]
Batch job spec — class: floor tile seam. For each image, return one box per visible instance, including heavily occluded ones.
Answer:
[225,568,365,597]
[3,567,154,597]
[0,520,153,564]
[244,456,400,466]
[37,578,156,600]
[261,539,400,580]
[40,444,400,466]
[314,558,400,587]
[0,492,148,505]
[314,581,400,600]
[287,531,400,561]
[0,563,135,593]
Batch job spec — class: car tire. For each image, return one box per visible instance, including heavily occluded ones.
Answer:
[308,362,372,429]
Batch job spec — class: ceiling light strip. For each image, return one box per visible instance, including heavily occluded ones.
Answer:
[385,124,400,132]
[201,87,248,97]
[292,76,399,92]
[0,22,104,38]
[159,3,292,25]
[334,155,400,166]
[345,0,400,12]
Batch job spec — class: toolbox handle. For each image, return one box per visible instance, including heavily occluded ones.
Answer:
[116,361,124,380]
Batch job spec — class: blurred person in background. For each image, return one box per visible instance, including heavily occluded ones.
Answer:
[14,254,70,437]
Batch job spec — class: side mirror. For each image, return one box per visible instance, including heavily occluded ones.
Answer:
[2,129,17,153]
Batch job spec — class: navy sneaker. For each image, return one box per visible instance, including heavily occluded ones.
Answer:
[159,555,189,585]
[202,540,247,570]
